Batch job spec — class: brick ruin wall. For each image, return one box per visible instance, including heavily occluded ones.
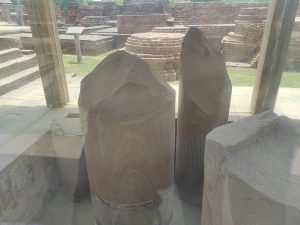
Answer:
[173,2,269,25]
[117,14,170,34]
[63,3,103,25]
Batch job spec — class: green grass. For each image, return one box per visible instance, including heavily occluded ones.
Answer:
[62,52,300,88]
[227,67,300,88]
[63,50,115,76]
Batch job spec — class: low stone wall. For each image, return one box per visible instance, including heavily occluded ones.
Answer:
[126,32,184,81]
[174,2,269,25]
[0,135,60,224]
[80,16,111,27]
[0,113,89,223]
[16,33,115,56]
[117,14,169,34]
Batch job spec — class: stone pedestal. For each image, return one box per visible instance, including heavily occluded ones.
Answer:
[79,51,175,225]
[202,111,300,225]
[126,32,184,81]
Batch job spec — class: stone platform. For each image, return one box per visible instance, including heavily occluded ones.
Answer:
[125,32,185,81]
[0,33,115,56]
[222,7,268,62]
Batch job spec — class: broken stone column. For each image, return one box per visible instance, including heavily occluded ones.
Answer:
[79,50,175,225]
[175,27,232,206]
[202,111,300,225]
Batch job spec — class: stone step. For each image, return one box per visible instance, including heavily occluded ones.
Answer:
[20,49,35,55]
[0,54,37,79]
[0,48,22,64]
[0,66,40,96]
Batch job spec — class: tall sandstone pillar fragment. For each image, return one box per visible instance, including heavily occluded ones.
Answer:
[175,27,232,206]
[79,51,175,225]
[202,111,300,225]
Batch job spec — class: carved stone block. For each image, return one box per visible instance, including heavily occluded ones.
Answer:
[175,27,232,206]
[79,51,175,225]
[202,111,300,225]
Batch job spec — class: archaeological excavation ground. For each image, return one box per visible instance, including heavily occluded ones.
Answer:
[0,0,300,225]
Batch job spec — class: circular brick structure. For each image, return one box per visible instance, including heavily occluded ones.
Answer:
[221,7,268,62]
[152,25,189,33]
[126,32,185,81]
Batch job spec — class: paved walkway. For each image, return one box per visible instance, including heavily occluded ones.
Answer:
[0,76,299,225]
[1,76,299,149]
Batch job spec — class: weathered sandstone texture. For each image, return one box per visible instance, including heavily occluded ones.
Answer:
[175,27,232,206]
[117,0,169,33]
[202,111,300,225]
[222,7,268,62]
[126,32,184,81]
[79,51,175,225]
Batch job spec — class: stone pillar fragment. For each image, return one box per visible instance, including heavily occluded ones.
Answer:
[202,111,300,225]
[175,27,232,206]
[79,51,175,225]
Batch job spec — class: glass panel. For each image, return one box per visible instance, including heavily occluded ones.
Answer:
[0,1,299,225]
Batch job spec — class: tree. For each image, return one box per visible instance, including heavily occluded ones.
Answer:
[55,0,92,7]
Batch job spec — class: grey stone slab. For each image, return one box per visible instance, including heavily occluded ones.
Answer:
[202,111,300,225]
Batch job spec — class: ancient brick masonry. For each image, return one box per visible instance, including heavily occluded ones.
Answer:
[285,17,300,71]
[174,2,269,25]
[222,7,268,62]
[152,24,235,51]
[63,3,103,25]
[117,14,169,34]
[195,24,235,50]
[125,32,184,81]
[117,0,170,34]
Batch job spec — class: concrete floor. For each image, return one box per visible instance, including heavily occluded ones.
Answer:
[34,188,201,225]
[1,75,300,225]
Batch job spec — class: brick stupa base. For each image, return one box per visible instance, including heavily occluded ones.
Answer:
[125,32,185,81]
[117,14,169,34]
[222,7,268,62]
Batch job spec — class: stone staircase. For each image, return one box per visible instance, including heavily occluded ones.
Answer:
[0,48,39,95]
